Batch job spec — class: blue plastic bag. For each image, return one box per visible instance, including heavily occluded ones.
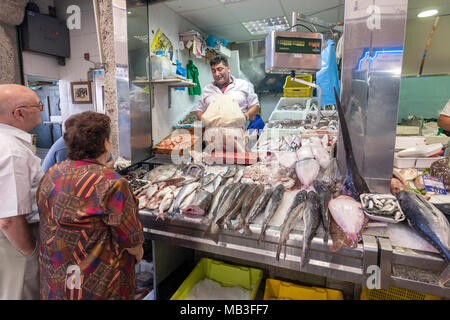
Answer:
[175,59,186,91]
[316,39,340,106]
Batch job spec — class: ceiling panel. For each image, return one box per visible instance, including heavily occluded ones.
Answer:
[225,0,284,22]
[182,6,240,28]
[280,0,343,19]
[203,23,253,42]
[163,0,221,13]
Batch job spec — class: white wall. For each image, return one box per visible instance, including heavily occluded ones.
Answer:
[148,3,213,144]
[22,0,99,124]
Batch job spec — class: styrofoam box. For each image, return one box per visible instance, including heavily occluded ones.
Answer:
[425,135,449,146]
[395,136,426,150]
[393,154,443,169]
[274,97,310,112]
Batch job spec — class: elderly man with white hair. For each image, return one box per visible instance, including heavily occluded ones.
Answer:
[0,84,43,300]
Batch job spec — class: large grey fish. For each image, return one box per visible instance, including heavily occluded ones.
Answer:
[313,179,332,243]
[333,87,370,200]
[202,184,227,224]
[258,184,285,243]
[217,184,253,230]
[200,173,216,188]
[300,191,322,268]
[243,188,273,235]
[233,184,264,230]
[204,183,243,243]
[169,181,200,218]
[276,190,307,261]
[182,190,213,217]
[319,158,339,191]
[145,164,177,184]
[396,190,449,262]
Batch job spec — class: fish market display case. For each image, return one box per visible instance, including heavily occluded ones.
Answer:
[122,158,449,300]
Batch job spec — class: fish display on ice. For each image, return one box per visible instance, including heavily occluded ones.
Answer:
[276,190,307,261]
[300,191,322,267]
[258,184,285,243]
[145,164,178,184]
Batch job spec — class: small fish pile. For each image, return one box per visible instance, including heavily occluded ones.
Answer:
[242,161,296,189]
[360,193,405,223]
[255,133,336,153]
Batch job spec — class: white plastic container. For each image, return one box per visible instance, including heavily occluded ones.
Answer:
[148,54,172,80]
[393,154,444,169]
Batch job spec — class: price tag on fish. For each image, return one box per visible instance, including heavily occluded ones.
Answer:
[422,175,447,195]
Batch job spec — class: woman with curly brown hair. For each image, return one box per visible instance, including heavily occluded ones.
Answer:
[36,111,144,300]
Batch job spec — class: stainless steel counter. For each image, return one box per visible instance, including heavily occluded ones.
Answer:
[139,209,449,299]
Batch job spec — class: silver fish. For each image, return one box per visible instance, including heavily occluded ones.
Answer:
[204,183,243,243]
[258,184,285,243]
[200,173,216,188]
[276,190,308,261]
[182,190,213,217]
[233,184,264,230]
[244,189,273,234]
[170,182,200,218]
[145,164,177,184]
[219,166,237,186]
[156,190,175,221]
[300,191,322,267]
[218,184,253,230]
[202,184,227,223]
[232,167,245,183]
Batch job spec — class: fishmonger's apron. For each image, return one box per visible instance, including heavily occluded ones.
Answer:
[201,95,248,153]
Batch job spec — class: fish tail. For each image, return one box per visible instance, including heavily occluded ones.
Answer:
[323,232,329,243]
[204,223,220,243]
[242,225,252,236]
[300,240,309,268]
[438,264,450,288]
[257,226,266,244]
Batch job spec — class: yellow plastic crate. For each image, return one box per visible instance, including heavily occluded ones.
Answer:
[360,286,441,300]
[170,258,263,300]
[263,278,344,300]
[283,75,313,98]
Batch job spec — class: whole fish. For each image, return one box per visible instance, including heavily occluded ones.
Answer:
[232,167,245,183]
[182,164,205,179]
[276,190,308,261]
[311,144,331,169]
[170,182,200,218]
[156,190,174,221]
[217,184,253,230]
[204,183,243,243]
[333,87,370,200]
[202,184,227,223]
[313,180,332,243]
[319,157,339,191]
[145,164,177,184]
[300,191,322,267]
[328,195,365,244]
[243,189,274,234]
[396,190,449,262]
[234,184,264,230]
[212,173,223,191]
[295,158,320,189]
[200,173,216,188]
[219,166,237,186]
[258,184,285,243]
[182,190,213,218]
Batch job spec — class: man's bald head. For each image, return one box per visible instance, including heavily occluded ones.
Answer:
[0,84,39,115]
[0,84,42,132]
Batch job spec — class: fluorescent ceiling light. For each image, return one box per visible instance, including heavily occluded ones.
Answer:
[220,0,242,3]
[417,9,438,18]
[243,16,289,36]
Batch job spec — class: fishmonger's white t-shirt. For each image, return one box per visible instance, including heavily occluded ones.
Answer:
[439,99,450,116]
[0,124,43,223]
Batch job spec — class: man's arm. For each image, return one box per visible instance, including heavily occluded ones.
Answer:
[196,110,204,121]
[438,114,450,132]
[0,215,36,256]
[245,105,260,121]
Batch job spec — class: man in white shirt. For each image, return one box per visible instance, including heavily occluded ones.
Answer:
[437,99,450,132]
[0,84,44,300]
[196,55,260,154]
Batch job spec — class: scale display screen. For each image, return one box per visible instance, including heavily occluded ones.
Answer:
[275,37,322,54]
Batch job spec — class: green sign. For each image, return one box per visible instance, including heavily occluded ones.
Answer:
[275,36,322,54]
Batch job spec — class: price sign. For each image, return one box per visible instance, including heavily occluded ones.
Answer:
[422,175,447,195]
